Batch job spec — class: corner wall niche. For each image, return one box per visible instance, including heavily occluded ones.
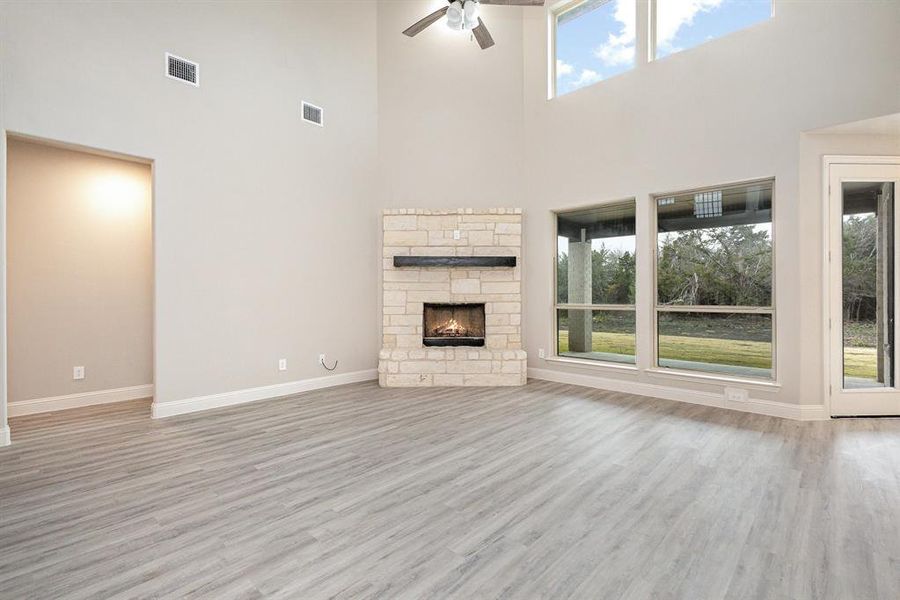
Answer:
[379,208,526,387]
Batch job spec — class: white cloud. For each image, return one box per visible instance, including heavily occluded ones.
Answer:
[573,69,602,88]
[593,0,635,67]
[656,0,723,51]
[595,38,635,67]
[557,60,601,92]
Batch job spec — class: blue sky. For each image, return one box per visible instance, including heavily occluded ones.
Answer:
[557,0,771,95]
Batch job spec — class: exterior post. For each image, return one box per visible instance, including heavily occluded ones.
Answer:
[876,184,894,385]
[567,229,592,353]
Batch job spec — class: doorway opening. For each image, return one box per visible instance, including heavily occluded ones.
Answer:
[5,135,154,422]
[827,157,900,416]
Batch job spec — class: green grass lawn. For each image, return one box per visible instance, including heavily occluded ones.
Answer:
[842,346,877,380]
[558,331,636,357]
[557,330,878,379]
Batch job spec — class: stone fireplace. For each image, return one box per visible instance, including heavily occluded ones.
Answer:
[378,208,527,387]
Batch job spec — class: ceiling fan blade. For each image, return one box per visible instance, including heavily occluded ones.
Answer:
[472,18,495,50]
[402,6,449,37]
[478,0,545,5]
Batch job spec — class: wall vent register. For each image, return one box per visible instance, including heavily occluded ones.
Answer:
[165,53,199,86]
[302,101,324,126]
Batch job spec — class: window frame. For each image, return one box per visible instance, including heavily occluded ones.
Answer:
[649,0,774,62]
[549,0,775,99]
[552,197,639,366]
[651,177,777,382]
[549,0,640,99]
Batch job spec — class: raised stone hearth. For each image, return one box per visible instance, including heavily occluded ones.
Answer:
[379,208,526,387]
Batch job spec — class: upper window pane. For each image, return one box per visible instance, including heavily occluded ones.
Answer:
[655,0,771,59]
[657,181,773,307]
[558,201,637,305]
[556,0,636,96]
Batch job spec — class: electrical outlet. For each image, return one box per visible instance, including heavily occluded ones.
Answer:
[73,366,85,380]
[319,354,326,365]
[538,348,545,359]
[453,229,461,240]
[278,358,287,371]
[724,387,748,403]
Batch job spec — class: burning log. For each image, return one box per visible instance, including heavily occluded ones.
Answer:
[432,318,468,337]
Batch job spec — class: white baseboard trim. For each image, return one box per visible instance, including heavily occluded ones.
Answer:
[8,384,155,417]
[0,425,10,447]
[528,367,828,421]
[151,369,378,419]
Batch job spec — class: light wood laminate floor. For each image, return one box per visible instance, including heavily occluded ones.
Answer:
[2,380,899,599]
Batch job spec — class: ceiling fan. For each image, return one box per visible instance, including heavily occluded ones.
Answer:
[402,0,545,50]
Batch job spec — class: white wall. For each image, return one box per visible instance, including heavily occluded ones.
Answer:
[376,0,900,410]
[377,0,526,208]
[519,0,900,409]
[0,1,380,423]
[2,0,898,435]
[7,138,153,404]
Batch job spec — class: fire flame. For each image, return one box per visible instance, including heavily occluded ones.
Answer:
[433,318,467,337]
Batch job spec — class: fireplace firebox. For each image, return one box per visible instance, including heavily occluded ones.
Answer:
[423,303,485,347]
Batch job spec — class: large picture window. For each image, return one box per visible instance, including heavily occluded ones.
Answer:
[655,180,774,379]
[556,201,636,364]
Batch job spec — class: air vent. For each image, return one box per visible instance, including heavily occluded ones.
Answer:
[302,101,324,127]
[166,53,199,86]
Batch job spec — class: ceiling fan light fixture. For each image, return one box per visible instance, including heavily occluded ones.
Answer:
[446,1,464,30]
[463,1,480,30]
[403,0,543,49]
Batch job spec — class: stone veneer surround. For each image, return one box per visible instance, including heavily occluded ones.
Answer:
[379,208,527,387]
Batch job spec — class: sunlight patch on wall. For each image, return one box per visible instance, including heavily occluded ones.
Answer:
[90,173,148,221]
